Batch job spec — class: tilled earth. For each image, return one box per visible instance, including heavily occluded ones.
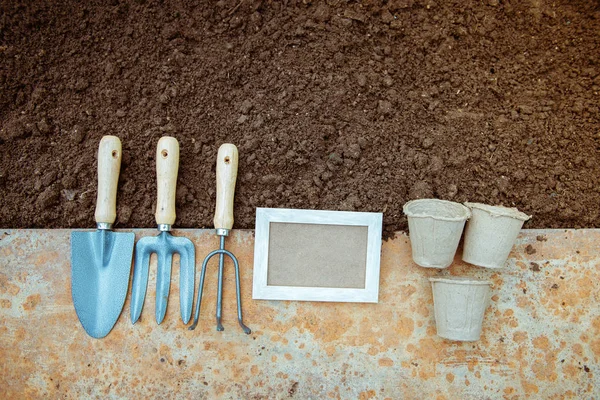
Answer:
[1,0,599,238]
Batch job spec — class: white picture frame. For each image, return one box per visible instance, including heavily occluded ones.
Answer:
[252,208,383,303]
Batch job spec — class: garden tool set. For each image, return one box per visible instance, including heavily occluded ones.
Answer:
[71,136,522,343]
[71,136,251,338]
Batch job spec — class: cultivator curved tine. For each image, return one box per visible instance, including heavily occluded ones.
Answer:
[188,244,251,334]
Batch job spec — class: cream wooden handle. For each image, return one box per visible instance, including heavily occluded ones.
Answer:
[95,136,122,224]
[214,144,239,230]
[155,136,180,226]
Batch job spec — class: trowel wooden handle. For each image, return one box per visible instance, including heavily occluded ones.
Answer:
[214,144,239,230]
[95,136,122,224]
[155,136,180,226]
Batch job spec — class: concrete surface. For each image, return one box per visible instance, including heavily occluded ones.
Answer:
[0,229,598,399]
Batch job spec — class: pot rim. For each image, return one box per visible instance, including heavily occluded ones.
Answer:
[429,276,492,285]
[464,202,531,221]
[403,199,471,222]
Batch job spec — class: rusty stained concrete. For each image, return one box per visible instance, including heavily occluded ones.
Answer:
[0,228,598,399]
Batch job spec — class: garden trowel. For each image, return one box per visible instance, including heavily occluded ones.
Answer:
[71,136,135,339]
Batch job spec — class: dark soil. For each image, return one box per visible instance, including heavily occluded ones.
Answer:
[1,0,599,239]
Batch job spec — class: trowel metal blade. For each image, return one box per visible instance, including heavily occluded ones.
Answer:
[71,229,135,339]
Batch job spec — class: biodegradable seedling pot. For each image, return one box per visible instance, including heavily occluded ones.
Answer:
[462,203,531,269]
[429,277,492,341]
[403,199,471,269]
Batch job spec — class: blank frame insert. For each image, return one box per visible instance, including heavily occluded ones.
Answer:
[253,208,383,303]
[267,223,368,289]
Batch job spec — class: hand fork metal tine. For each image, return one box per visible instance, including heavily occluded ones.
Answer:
[155,249,173,324]
[131,238,153,324]
[176,238,196,324]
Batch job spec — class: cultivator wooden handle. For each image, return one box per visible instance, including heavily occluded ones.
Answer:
[214,144,239,231]
[95,135,122,226]
[155,136,180,227]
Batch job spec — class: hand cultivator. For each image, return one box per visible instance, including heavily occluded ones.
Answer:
[188,144,251,334]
